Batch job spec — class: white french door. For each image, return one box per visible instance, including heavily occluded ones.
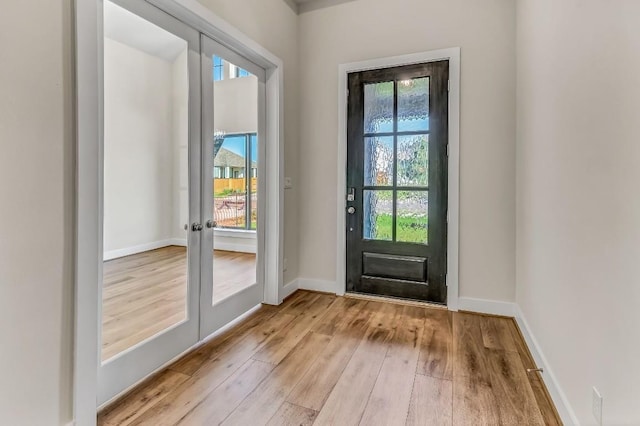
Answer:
[199,35,266,338]
[99,0,266,406]
[99,0,201,405]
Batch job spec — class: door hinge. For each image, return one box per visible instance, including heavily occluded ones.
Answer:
[447,79,450,92]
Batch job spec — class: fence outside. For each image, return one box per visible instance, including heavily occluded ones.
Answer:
[214,178,257,195]
[213,178,258,228]
[213,193,258,228]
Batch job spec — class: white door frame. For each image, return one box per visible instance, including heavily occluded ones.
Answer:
[74,0,284,423]
[336,48,460,310]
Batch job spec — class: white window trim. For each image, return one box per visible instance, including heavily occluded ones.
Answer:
[214,228,257,239]
[336,48,460,310]
[73,0,284,424]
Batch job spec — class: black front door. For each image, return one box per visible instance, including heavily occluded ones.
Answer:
[346,61,449,304]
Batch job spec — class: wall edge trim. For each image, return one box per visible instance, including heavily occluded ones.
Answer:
[281,278,299,302]
[457,296,516,317]
[297,278,341,295]
[103,239,177,261]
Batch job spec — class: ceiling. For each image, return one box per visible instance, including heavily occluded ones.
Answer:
[284,0,357,14]
[104,0,186,62]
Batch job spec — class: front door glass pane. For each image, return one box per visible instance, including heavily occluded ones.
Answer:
[102,0,189,362]
[397,134,429,187]
[397,77,429,132]
[396,191,429,244]
[364,136,394,186]
[363,190,393,241]
[364,81,394,133]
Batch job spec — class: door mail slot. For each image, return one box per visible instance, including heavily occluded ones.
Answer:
[362,252,427,282]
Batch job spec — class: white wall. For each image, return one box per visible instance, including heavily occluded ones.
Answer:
[0,0,74,424]
[298,0,517,301]
[214,76,258,135]
[103,38,179,255]
[196,0,300,283]
[516,0,640,423]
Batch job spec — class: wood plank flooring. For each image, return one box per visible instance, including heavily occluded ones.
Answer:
[98,291,562,425]
[102,246,256,361]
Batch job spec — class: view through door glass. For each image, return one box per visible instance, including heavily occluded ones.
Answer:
[210,55,258,303]
[346,61,449,304]
[101,0,190,361]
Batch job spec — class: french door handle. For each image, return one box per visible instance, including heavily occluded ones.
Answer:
[347,206,356,214]
[206,220,217,229]
[191,222,203,231]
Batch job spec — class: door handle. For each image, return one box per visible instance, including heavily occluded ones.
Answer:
[191,222,203,231]
[347,206,356,214]
[206,220,217,229]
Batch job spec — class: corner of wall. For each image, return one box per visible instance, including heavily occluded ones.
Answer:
[457,297,516,317]
[514,305,580,425]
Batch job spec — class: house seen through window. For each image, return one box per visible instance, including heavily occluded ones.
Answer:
[213,133,258,230]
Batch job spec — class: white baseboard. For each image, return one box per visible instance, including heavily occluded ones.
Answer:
[103,239,178,261]
[514,305,579,425]
[169,238,187,246]
[297,278,338,294]
[280,279,299,302]
[214,241,257,254]
[457,296,517,317]
[104,237,257,260]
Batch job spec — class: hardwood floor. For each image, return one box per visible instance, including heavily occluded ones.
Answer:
[102,246,256,361]
[98,291,562,425]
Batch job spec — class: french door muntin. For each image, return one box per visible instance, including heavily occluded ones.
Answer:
[346,61,449,304]
[199,35,267,339]
[98,0,201,405]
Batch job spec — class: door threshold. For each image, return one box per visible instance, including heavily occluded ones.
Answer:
[344,292,447,310]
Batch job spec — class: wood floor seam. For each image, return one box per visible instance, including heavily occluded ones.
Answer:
[415,371,453,381]
[355,346,388,425]
[404,367,420,425]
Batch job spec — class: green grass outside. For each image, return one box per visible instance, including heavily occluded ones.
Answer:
[372,213,428,244]
[215,188,244,197]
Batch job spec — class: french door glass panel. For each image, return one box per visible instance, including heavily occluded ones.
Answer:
[199,35,266,339]
[99,0,201,405]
